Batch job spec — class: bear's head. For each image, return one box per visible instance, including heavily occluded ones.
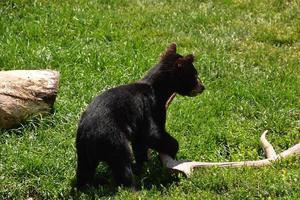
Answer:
[160,43,205,96]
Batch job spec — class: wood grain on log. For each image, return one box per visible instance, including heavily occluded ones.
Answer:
[0,70,60,129]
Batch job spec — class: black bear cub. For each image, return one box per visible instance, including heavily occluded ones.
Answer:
[76,43,205,190]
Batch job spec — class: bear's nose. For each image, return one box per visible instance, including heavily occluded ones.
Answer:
[196,79,205,93]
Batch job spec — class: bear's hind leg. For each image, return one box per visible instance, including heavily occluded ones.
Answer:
[76,147,98,190]
[107,145,136,191]
[132,141,148,175]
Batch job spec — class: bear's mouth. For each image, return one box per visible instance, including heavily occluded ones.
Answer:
[188,81,205,96]
[189,89,203,96]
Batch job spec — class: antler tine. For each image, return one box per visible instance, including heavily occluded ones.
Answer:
[279,143,300,158]
[166,93,176,109]
[260,130,277,159]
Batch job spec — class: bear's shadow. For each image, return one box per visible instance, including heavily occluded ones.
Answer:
[0,110,58,136]
[69,155,181,198]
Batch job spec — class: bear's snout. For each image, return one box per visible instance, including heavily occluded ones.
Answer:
[189,79,205,96]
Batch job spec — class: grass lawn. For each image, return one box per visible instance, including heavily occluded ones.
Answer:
[1,0,300,199]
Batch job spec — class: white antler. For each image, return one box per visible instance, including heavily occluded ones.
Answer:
[161,93,300,177]
[160,131,300,177]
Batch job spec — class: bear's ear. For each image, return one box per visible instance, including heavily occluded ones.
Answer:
[175,54,194,69]
[183,54,194,63]
[160,43,177,61]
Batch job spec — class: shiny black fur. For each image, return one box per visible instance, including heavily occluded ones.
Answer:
[76,44,205,190]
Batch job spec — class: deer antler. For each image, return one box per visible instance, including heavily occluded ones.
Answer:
[160,131,300,176]
[160,93,300,177]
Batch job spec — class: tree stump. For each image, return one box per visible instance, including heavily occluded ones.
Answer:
[0,70,60,129]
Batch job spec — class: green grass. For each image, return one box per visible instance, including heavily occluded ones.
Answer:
[1,0,300,199]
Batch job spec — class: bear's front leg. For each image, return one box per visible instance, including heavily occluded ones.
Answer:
[148,131,179,159]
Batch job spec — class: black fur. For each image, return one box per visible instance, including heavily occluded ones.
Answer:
[75,43,205,190]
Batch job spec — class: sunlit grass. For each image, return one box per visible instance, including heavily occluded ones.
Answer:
[0,0,299,199]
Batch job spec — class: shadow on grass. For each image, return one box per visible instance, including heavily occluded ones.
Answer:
[0,112,58,136]
[68,156,180,199]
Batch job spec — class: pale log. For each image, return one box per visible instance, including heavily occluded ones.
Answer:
[0,70,60,129]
